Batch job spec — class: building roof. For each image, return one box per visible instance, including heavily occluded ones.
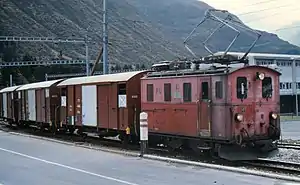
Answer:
[57,71,146,87]
[17,79,64,91]
[0,85,22,93]
[215,51,300,60]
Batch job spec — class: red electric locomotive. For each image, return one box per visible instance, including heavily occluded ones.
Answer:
[141,55,281,160]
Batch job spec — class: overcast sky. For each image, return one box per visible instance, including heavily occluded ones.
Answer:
[201,0,300,45]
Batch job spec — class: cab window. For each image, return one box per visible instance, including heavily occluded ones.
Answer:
[202,82,208,100]
[262,77,272,98]
[183,83,192,102]
[147,84,153,102]
[237,77,247,99]
[164,83,171,102]
[215,81,223,99]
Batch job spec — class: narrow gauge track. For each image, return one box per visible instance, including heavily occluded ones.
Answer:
[277,143,300,150]
[242,159,300,176]
[1,123,300,177]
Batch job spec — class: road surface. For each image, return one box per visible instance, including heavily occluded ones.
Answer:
[0,130,295,185]
[281,120,300,140]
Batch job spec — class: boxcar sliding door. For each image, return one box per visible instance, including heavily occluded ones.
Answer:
[97,85,110,129]
[2,93,7,118]
[27,89,36,121]
[81,85,97,127]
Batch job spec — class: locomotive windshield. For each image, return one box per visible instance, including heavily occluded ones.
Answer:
[262,77,272,98]
[237,77,248,99]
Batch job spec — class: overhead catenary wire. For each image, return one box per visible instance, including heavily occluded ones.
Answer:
[274,25,300,32]
[239,0,280,8]
[244,7,300,23]
[237,4,293,16]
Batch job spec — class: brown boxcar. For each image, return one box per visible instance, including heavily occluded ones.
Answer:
[56,71,147,138]
[0,85,22,124]
[141,65,281,160]
[16,79,64,129]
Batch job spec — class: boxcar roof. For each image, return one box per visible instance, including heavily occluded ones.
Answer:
[0,85,22,93]
[57,70,146,86]
[17,79,64,91]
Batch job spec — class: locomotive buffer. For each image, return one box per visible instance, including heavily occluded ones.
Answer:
[139,112,148,157]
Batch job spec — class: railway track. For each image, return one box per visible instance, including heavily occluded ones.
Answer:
[242,159,300,176]
[1,123,300,177]
[277,142,300,150]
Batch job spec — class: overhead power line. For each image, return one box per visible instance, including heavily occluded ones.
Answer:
[244,0,279,7]
[244,7,299,23]
[275,25,300,32]
[238,4,293,16]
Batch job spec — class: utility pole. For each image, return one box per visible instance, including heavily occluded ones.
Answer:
[292,58,298,116]
[102,0,109,74]
[85,34,89,76]
[9,74,13,86]
[45,73,48,81]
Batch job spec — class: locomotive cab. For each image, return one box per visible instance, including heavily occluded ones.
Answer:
[219,65,281,160]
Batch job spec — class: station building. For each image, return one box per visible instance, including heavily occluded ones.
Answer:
[215,51,300,114]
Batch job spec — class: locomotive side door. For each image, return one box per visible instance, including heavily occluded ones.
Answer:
[197,77,212,137]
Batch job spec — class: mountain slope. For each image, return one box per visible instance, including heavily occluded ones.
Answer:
[1,0,300,84]
[128,0,300,55]
[0,0,189,65]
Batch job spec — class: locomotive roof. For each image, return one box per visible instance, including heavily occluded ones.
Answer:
[17,79,64,91]
[57,70,146,86]
[145,64,281,78]
[0,85,22,93]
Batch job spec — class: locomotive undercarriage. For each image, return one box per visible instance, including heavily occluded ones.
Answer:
[147,133,279,161]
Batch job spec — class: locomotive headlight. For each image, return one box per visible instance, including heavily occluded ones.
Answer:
[256,72,265,80]
[235,113,244,122]
[271,113,278,120]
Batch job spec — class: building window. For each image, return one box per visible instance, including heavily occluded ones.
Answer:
[146,84,153,102]
[282,83,286,89]
[297,83,300,89]
[262,77,272,98]
[201,82,209,100]
[183,83,192,102]
[164,83,171,102]
[237,77,247,99]
[215,81,223,99]
[279,82,283,89]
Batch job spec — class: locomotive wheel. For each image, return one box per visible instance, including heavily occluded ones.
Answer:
[165,138,183,152]
[68,128,75,135]
[187,140,212,156]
